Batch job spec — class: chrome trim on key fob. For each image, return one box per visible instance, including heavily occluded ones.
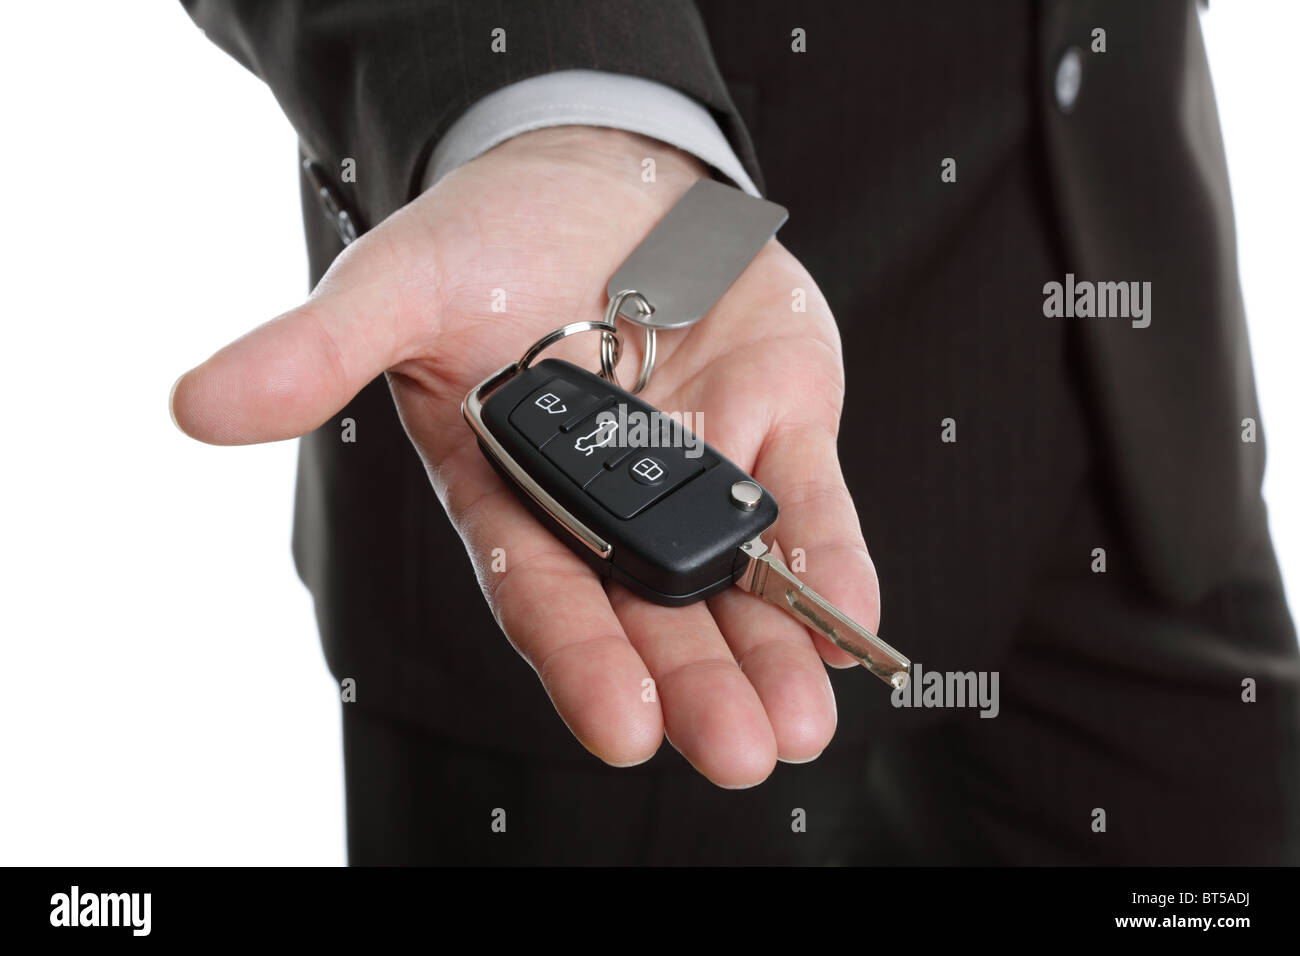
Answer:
[463,362,613,559]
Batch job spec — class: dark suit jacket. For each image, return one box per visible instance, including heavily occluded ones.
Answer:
[184,0,1280,759]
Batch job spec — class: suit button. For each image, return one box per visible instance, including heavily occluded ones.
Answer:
[302,158,363,246]
[1055,47,1083,112]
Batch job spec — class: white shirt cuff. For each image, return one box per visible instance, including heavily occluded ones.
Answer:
[420,69,759,197]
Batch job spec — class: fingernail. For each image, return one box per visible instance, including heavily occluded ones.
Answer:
[169,373,185,433]
[777,750,824,765]
[606,754,655,769]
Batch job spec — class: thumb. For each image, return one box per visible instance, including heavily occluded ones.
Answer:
[170,251,419,446]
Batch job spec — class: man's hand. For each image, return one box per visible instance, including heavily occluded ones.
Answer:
[171,126,879,788]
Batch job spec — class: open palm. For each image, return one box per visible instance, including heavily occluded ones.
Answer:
[172,127,880,787]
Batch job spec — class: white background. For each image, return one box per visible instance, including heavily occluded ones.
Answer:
[0,3,1295,866]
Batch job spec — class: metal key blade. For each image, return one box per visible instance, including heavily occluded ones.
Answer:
[737,537,910,689]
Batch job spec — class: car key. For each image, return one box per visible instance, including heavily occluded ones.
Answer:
[464,345,911,689]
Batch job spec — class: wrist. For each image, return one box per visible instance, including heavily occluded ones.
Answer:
[484,125,709,191]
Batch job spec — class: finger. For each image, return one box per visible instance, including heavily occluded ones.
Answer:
[706,547,838,763]
[436,438,664,767]
[608,585,777,788]
[170,240,418,445]
[752,419,880,669]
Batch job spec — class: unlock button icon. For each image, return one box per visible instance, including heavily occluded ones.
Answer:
[631,457,666,484]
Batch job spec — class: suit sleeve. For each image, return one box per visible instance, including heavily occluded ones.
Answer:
[181,0,761,230]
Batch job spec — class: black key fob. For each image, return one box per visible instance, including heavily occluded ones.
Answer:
[464,358,778,606]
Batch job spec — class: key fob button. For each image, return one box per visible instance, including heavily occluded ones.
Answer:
[541,408,625,486]
[629,455,668,485]
[509,378,602,448]
[587,448,705,519]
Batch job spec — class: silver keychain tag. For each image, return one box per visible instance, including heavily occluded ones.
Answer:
[607,179,788,330]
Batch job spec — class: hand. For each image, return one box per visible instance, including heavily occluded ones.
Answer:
[171,126,879,787]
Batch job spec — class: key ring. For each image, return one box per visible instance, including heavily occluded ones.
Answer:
[519,319,621,372]
[601,290,656,394]
[511,292,653,393]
